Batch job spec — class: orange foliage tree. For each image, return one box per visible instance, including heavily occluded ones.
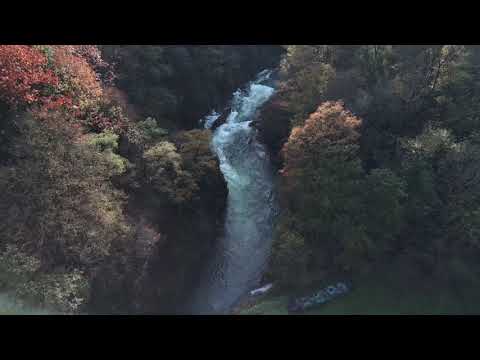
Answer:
[0,45,128,134]
[274,101,370,279]
[51,46,127,133]
[52,45,103,103]
[0,45,60,108]
[281,101,362,185]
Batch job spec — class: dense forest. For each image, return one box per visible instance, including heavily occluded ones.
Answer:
[254,46,480,314]
[2,45,480,314]
[0,45,282,314]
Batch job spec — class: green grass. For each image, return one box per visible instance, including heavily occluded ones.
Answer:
[240,262,480,315]
[240,287,478,315]
[240,296,290,315]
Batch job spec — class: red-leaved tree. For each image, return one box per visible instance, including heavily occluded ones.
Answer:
[0,45,60,108]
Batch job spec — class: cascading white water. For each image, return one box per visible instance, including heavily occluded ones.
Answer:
[189,70,278,314]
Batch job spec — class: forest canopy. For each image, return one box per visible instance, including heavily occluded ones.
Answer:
[2,44,480,314]
[261,46,480,299]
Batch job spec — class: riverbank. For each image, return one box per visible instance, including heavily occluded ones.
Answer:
[236,261,480,315]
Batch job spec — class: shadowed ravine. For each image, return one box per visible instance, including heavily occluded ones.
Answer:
[186,70,278,314]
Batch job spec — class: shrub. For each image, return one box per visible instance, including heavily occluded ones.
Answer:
[143,141,198,205]
[0,244,89,314]
[137,117,169,145]
[86,130,130,175]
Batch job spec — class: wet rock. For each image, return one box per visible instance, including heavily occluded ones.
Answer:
[253,97,293,169]
[210,106,231,131]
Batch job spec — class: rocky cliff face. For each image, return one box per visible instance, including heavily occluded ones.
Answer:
[253,96,293,169]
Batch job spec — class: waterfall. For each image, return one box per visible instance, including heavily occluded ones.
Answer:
[188,70,278,314]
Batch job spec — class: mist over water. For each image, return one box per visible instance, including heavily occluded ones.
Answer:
[0,293,54,315]
[188,70,278,314]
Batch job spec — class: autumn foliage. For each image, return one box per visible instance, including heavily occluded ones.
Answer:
[0,45,59,107]
[281,101,362,182]
[270,101,407,286]
[66,45,114,83]
[52,45,103,102]
[0,45,129,134]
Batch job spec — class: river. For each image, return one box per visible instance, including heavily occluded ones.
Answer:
[187,69,278,314]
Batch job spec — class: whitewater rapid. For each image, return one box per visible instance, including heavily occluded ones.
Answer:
[188,70,278,314]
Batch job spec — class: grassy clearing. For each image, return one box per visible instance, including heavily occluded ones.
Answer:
[240,261,480,315]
